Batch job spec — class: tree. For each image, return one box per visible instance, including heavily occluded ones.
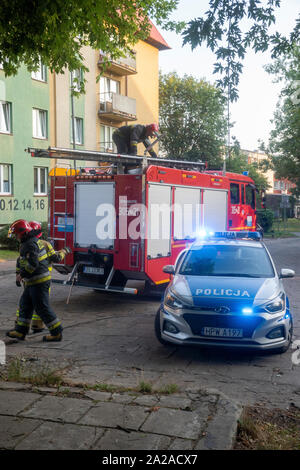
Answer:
[226,140,270,193]
[265,46,300,194]
[182,0,300,101]
[159,72,227,167]
[0,0,178,78]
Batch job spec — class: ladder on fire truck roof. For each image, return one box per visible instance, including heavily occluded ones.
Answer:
[27,147,206,172]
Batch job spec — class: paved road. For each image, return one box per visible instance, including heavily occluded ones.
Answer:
[0,237,299,410]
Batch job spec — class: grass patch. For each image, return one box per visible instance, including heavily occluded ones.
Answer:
[4,358,63,387]
[84,383,119,393]
[157,383,179,395]
[138,381,153,394]
[82,381,180,396]
[0,249,19,261]
[235,404,300,450]
[264,230,296,238]
[265,218,300,238]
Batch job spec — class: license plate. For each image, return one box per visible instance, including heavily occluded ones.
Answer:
[201,327,243,338]
[83,267,104,275]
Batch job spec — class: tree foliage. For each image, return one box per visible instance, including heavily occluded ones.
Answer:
[182,0,300,101]
[0,0,178,77]
[159,72,227,167]
[265,46,300,194]
[226,140,270,192]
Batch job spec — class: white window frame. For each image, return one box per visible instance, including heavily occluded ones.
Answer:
[71,117,84,145]
[70,69,83,92]
[0,101,11,134]
[32,108,47,139]
[100,76,120,102]
[274,181,280,190]
[31,60,47,82]
[0,164,12,195]
[100,124,117,152]
[34,167,48,195]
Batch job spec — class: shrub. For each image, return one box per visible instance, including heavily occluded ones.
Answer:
[41,221,48,239]
[0,220,48,250]
[0,225,19,250]
[256,209,274,233]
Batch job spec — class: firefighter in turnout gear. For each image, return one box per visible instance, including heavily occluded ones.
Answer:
[14,221,71,334]
[112,123,159,157]
[6,219,69,342]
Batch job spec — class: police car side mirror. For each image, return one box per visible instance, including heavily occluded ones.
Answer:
[279,269,295,279]
[163,265,175,275]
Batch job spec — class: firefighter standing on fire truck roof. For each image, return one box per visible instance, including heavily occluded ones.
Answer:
[15,221,71,334]
[6,219,70,342]
[112,123,159,157]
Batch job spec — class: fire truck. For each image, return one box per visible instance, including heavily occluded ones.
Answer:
[28,147,257,296]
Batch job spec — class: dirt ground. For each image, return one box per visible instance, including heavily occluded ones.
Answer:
[235,403,300,450]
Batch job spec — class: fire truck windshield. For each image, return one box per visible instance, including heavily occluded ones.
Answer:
[179,245,275,278]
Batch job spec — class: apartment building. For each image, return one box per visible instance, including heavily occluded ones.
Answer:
[97,20,170,155]
[0,22,169,226]
[0,61,51,226]
[244,149,296,195]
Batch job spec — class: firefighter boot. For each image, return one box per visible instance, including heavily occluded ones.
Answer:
[31,319,45,334]
[6,330,26,341]
[42,333,63,342]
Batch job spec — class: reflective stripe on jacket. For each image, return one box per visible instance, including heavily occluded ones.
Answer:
[16,239,65,280]
[18,235,51,286]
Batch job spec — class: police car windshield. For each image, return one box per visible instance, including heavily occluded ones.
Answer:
[179,244,275,278]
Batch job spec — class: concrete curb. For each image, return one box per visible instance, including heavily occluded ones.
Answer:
[0,260,15,277]
[0,270,15,277]
[195,388,243,450]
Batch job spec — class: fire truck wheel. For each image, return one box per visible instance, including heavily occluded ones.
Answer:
[154,309,171,346]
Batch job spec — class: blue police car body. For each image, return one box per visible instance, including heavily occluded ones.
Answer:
[155,232,294,353]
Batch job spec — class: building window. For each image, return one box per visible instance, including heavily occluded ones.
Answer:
[31,60,47,82]
[32,108,47,139]
[246,184,255,209]
[70,69,83,92]
[100,76,120,102]
[34,167,47,195]
[100,125,117,152]
[241,184,245,204]
[0,164,12,194]
[0,101,12,134]
[70,117,83,145]
[230,183,240,204]
[274,180,280,190]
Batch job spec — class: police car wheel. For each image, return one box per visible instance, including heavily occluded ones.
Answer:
[154,309,171,346]
[271,317,293,354]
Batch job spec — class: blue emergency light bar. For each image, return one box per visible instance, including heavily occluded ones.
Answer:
[197,230,262,241]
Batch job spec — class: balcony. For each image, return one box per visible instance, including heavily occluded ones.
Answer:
[98,52,137,76]
[99,92,137,122]
[99,141,117,153]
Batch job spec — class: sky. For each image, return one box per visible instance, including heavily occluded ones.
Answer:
[158,0,300,151]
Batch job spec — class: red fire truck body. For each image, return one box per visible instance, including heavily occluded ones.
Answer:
[29,147,257,294]
[28,148,256,293]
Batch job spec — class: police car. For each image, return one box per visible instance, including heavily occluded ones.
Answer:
[155,231,294,353]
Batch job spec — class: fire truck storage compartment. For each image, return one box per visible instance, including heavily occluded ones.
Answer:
[173,186,201,240]
[202,189,227,231]
[147,184,172,259]
[75,182,115,249]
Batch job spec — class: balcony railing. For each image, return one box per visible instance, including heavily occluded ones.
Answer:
[99,141,117,153]
[99,92,137,122]
[98,52,137,76]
